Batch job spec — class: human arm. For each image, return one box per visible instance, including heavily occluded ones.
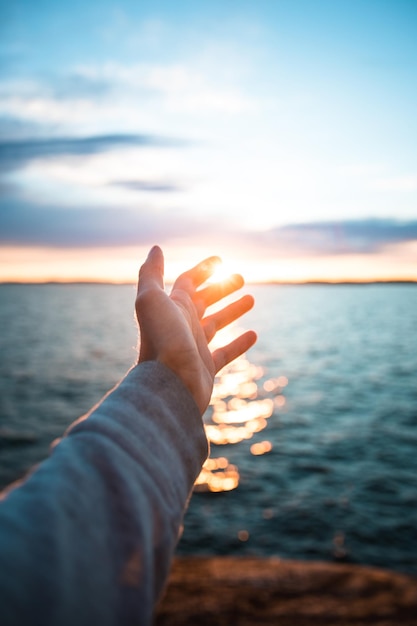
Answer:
[0,246,256,626]
[0,362,207,626]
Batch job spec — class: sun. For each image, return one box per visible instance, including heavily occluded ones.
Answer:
[206,259,241,284]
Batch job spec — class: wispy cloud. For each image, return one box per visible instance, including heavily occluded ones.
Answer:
[257,219,417,255]
[71,62,255,114]
[0,58,254,135]
[0,132,184,171]
[110,179,183,193]
[2,197,416,256]
[0,200,217,247]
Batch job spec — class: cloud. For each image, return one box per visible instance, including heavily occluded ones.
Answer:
[2,200,417,257]
[72,62,255,114]
[0,200,217,247]
[258,219,417,255]
[0,59,254,135]
[110,180,183,193]
[0,132,184,171]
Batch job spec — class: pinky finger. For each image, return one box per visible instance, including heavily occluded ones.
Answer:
[212,330,257,374]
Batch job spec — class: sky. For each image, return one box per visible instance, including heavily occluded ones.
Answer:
[1,0,416,282]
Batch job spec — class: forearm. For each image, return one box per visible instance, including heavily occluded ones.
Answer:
[0,362,208,626]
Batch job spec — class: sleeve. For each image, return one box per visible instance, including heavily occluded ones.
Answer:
[0,361,208,626]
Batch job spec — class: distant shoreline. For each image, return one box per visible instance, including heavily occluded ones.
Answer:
[1,280,417,287]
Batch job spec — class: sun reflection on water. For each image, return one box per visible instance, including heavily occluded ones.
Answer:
[194,342,287,493]
[250,440,273,456]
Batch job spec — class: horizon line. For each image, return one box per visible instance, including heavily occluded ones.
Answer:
[1,279,417,286]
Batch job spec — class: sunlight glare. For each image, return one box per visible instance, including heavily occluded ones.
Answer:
[207,259,239,284]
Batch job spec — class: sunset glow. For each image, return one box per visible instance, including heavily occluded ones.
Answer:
[1,2,416,283]
[1,242,417,284]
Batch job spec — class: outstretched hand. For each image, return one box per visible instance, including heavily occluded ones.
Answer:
[136,246,257,414]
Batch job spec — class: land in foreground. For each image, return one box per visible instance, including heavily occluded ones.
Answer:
[155,557,417,626]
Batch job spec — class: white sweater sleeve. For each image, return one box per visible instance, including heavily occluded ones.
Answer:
[0,361,208,626]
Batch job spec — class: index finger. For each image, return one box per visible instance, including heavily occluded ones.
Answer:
[173,256,221,293]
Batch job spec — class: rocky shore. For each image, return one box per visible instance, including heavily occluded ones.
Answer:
[155,556,417,625]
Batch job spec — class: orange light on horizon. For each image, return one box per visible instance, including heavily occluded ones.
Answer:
[0,246,145,283]
[1,241,417,284]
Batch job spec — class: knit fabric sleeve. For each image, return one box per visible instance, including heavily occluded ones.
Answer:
[0,361,208,626]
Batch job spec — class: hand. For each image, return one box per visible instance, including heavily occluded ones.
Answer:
[135,246,257,414]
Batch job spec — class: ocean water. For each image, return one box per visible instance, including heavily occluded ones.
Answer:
[1,283,417,575]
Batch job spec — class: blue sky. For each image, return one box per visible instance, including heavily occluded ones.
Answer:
[1,0,417,281]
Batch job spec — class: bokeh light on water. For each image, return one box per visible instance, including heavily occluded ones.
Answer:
[193,339,287,492]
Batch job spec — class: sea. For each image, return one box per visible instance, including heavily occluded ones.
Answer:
[1,283,417,576]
